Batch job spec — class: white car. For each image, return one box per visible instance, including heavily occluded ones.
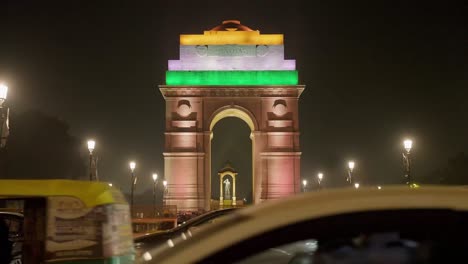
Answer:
[137,185,468,264]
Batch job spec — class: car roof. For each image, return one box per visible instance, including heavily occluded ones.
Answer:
[139,185,468,264]
[178,208,238,225]
[0,211,23,218]
[135,207,239,241]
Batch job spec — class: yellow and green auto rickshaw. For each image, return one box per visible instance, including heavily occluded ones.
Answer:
[0,179,135,264]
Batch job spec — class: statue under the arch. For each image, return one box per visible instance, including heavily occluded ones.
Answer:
[218,161,237,207]
[223,179,231,199]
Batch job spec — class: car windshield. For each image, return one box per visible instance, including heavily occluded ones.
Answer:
[197,209,468,264]
[236,233,440,264]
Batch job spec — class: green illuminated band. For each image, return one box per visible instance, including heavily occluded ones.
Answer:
[166,71,298,85]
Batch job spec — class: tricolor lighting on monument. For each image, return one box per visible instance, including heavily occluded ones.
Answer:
[166,20,298,86]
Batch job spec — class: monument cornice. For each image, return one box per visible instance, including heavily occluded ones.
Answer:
[159,85,305,98]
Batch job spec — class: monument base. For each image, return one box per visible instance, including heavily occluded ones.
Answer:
[210,199,245,210]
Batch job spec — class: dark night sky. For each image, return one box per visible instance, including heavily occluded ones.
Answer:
[0,1,466,197]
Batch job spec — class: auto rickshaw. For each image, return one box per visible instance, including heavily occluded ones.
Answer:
[0,179,135,264]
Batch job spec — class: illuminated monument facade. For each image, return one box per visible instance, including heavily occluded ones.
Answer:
[160,20,304,212]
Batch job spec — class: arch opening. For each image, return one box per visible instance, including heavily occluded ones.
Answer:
[210,107,257,132]
[209,107,255,208]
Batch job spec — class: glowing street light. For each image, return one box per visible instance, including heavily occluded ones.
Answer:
[317,173,323,189]
[108,183,113,187]
[87,140,95,153]
[302,179,308,192]
[163,180,168,206]
[402,139,413,186]
[0,83,7,102]
[0,83,9,149]
[377,186,382,190]
[347,161,355,185]
[152,173,158,217]
[129,161,137,216]
[354,183,360,189]
[404,139,413,153]
[87,140,96,181]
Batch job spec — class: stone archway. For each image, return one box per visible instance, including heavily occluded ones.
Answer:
[160,20,304,212]
[209,106,255,207]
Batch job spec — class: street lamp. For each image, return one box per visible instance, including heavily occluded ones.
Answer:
[302,179,307,192]
[152,173,158,217]
[0,83,7,101]
[402,139,413,186]
[0,83,9,149]
[354,183,360,189]
[129,161,136,216]
[317,173,323,190]
[163,180,168,206]
[347,161,355,185]
[87,140,96,181]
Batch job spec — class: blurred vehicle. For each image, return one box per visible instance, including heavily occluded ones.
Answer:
[137,186,468,264]
[0,179,135,264]
[0,211,23,264]
[134,207,238,256]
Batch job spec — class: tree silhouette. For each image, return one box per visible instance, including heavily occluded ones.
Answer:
[1,110,86,179]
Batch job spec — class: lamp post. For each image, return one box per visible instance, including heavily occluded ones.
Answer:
[302,179,307,192]
[402,139,413,186]
[0,83,9,149]
[152,173,158,217]
[347,161,355,185]
[0,84,7,103]
[317,173,323,190]
[129,161,136,217]
[87,140,96,181]
[163,180,168,207]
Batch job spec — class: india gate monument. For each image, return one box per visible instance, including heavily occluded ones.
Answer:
[160,20,304,212]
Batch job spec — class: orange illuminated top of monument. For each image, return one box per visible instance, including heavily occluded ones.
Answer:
[180,20,283,45]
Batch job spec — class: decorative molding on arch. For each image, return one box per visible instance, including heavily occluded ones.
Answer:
[163,152,205,157]
[208,105,259,132]
[260,151,302,156]
[159,85,305,98]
